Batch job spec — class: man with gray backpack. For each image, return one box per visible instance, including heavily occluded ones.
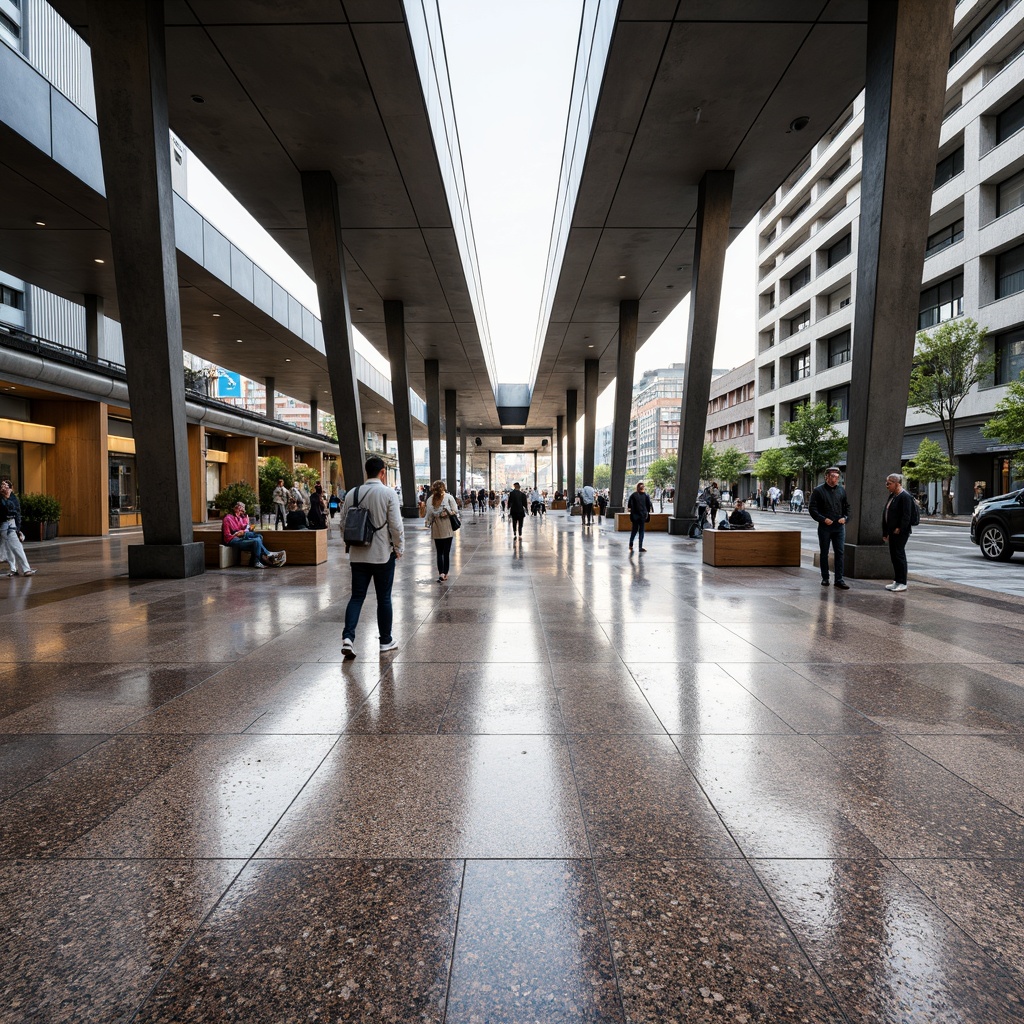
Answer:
[340,456,404,658]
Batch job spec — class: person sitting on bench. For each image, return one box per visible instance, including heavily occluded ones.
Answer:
[728,500,755,530]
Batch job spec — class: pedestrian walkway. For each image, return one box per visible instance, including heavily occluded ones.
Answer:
[1,513,1023,1022]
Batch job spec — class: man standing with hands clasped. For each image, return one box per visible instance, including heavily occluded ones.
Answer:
[809,466,851,589]
[340,456,404,659]
[882,473,914,592]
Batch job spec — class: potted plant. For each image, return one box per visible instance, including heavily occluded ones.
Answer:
[212,481,259,519]
[18,492,62,541]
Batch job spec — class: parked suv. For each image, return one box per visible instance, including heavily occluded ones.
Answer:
[970,488,1024,560]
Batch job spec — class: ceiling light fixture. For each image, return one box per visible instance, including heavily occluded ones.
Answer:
[789,115,810,132]
[212,313,221,317]
[285,358,291,362]
[618,274,626,280]
[191,94,205,104]
[94,258,105,264]
[236,339,243,343]
[34,220,45,227]
[588,344,594,348]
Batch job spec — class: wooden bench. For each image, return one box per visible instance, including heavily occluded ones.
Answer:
[193,527,328,567]
[702,529,801,567]
[614,512,670,532]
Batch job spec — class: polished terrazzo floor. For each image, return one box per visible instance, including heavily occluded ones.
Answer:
[2,511,1024,1022]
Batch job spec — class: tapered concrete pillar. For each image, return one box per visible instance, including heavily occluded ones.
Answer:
[85,294,104,363]
[383,301,419,517]
[582,359,599,488]
[669,171,734,534]
[533,449,538,489]
[425,359,441,485]
[265,377,275,419]
[607,300,639,514]
[301,170,365,488]
[88,0,202,577]
[445,389,457,495]
[459,424,466,496]
[310,400,318,432]
[556,414,564,493]
[566,391,578,496]
[844,0,955,577]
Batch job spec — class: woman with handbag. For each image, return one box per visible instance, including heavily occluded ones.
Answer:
[424,479,459,582]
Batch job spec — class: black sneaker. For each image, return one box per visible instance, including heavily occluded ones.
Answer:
[835,580,850,590]
[821,579,830,587]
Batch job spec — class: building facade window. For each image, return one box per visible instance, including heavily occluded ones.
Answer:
[919,273,964,328]
[950,0,1021,67]
[791,350,811,382]
[926,218,965,255]
[934,146,964,189]
[997,168,1024,216]
[997,243,1024,298]
[789,398,809,421]
[994,326,1024,384]
[827,385,850,422]
[997,92,1024,144]
[828,330,851,367]
[789,309,811,336]
[0,285,25,310]
[826,233,851,268]
[787,264,811,295]
[827,283,851,313]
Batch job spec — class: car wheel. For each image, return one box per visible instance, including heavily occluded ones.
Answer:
[979,522,1013,561]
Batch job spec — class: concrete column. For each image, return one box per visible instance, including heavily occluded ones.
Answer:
[88,0,202,577]
[844,0,955,577]
[301,170,365,489]
[582,359,599,488]
[566,390,578,496]
[265,376,275,419]
[445,388,457,495]
[533,449,538,489]
[608,300,639,514]
[459,424,466,496]
[668,170,734,534]
[310,399,318,432]
[425,358,441,484]
[383,301,419,516]
[556,414,564,493]
[85,294,104,363]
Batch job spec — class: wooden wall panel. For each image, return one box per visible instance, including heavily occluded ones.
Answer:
[34,400,108,536]
[264,444,294,471]
[226,436,258,490]
[187,423,206,524]
[301,450,324,481]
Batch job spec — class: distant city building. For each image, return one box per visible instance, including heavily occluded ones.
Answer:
[595,424,613,466]
[705,360,756,498]
[755,0,1024,508]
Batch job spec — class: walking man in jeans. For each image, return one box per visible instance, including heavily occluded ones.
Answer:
[340,456,404,658]
[809,466,851,589]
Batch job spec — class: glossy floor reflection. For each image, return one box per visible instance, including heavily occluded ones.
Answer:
[1,514,1023,1022]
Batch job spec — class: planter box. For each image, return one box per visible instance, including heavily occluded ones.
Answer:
[21,521,59,541]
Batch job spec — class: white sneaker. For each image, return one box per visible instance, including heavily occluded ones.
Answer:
[22,569,36,576]
[891,583,907,592]
[274,551,287,567]
[379,639,399,653]
[342,638,356,660]
[884,582,897,591]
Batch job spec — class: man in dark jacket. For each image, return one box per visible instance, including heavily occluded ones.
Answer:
[507,482,529,540]
[728,500,754,529]
[809,467,851,589]
[627,481,654,553]
[882,473,914,592]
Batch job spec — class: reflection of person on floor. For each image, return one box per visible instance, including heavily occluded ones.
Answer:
[0,477,35,577]
[728,500,754,529]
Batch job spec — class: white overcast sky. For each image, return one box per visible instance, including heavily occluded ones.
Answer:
[188,0,757,425]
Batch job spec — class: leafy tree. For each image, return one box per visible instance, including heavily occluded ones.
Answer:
[294,464,321,489]
[752,446,790,486]
[700,443,718,482]
[320,413,338,442]
[646,457,676,491]
[982,372,1024,479]
[213,480,259,516]
[908,317,995,513]
[258,456,293,511]
[714,446,751,491]
[594,464,611,490]
[780,401,847,484]
[904,438,956,492]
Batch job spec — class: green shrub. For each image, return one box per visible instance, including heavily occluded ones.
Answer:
[213,481,259,516]
[18,492,62,523]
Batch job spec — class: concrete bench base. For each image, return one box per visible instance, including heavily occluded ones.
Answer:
[702,529,801,567]
[614,513,670,532]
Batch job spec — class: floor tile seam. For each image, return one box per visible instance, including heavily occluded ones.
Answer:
[438,858,468,1024]
[877,855,1024,995]
[0,732,113,806]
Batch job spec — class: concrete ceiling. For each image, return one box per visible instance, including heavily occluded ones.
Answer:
[46,0,498,433]
[528,0,869,428]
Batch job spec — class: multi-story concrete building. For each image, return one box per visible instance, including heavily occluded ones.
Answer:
[755,0,1024,511]
[705,360,756,498]
[625,364,687,480]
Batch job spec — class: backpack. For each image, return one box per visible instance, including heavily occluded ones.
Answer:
[909,495,920,527]
[343,486,379,546]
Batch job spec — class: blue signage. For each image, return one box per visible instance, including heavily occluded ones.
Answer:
[217,369,241,398]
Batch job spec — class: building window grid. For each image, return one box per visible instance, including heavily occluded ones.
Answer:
[919,274,964,328]
[997,245,1024,299]
[826,233,851,268]
[994,327,1024,383]
[997,167,1024,216]
[925,218,965,255]
[791,351,811,382]
[934,146,965,189]
[828,331,852,367]
[950,0,1021,67]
